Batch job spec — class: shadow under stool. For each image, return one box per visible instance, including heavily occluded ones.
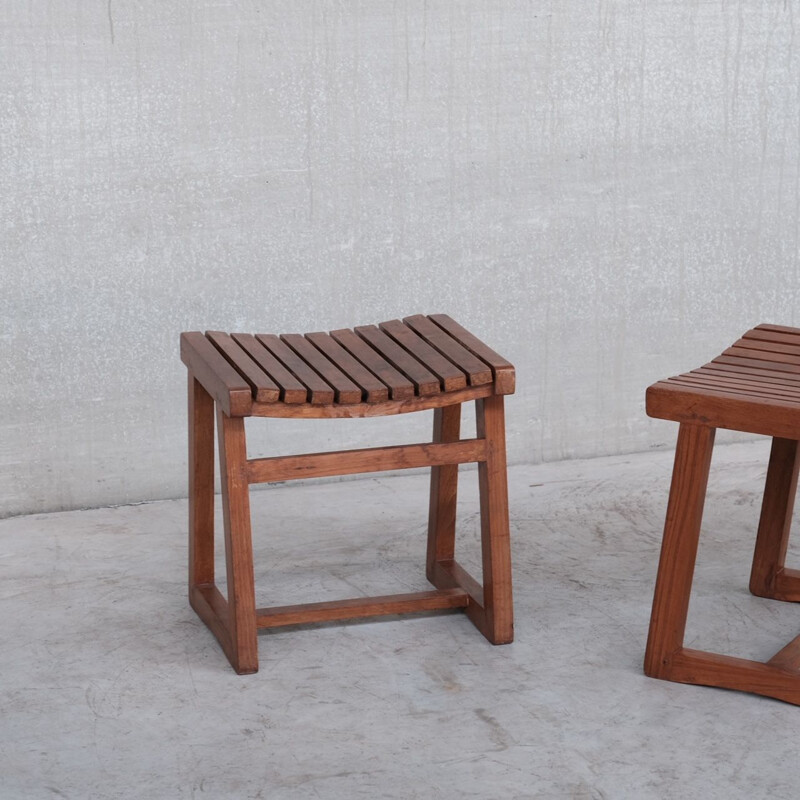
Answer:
[180,314,515,673]
[645,323,800,704]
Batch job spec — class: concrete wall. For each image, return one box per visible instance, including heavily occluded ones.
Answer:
[2,1,800,517]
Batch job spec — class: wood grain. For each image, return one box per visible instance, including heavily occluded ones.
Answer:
[429,314,515,394]
[230,333,307,404]
[281,333,362,404]
[330,327,415,400]
[476,395,514,643]
[188,375,215,589]
[644,423,715,678]
[256,334,335,405]
[378,318,467,391]
[403,314,493,386]
[181,316,516,671]
[354,324,441,395]
[749,437,800,600]
[256,589,468,629]
[217,409,258,674]
[246,438,486,484]
[180,332,252,416]
[305,331,390,403]
[427,404,461,583]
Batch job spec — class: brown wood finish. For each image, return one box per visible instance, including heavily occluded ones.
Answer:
[280,333,362,404]
[644,423,716,678]
[256,334,335,405]
[429,314,515,394]
[329,327,416,400]
[475,395,514,643]
[188,375,215,590]
[354,324,441,395]
[206,331,280,403]
[427,405,461,583]
[180,332,252,416]
[231,333,308,404]
[646,325,800,704]
[403,314,494,386]
[750,437,800,600]
[246,439,486,484]
[255,589,469,629]
[250,383,493,419]
[378,319,467,391]
[217,409,259,674]
[305,331,390,403]
[181,315,515,672]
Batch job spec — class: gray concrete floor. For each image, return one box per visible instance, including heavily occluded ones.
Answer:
[2,440,800,799]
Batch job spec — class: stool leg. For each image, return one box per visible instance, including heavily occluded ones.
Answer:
[750,437,800,600]
[427,404,461,583]
[476,395,514,644]
[188,374,215,593]
[644,423,715,678]
[217,409,258,674]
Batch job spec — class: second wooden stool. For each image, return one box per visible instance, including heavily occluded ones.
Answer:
[646,324,800,704]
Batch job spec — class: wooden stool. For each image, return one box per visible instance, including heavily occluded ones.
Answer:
[645,324,800,704]
[180,314,515,673]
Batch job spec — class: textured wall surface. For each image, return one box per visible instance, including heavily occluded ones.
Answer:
[2,1,800,517]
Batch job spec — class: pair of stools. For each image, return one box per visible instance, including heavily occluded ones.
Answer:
[181,316,800,706]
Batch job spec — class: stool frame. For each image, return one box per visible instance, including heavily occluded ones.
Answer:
[187,375,513,675]
[645,324,800,705]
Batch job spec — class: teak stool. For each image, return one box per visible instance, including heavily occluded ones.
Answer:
[180,314,515,673]
[645,324,800,704]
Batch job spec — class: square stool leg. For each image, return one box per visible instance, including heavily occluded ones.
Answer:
[749,437,800,602]
[188,373,258,674]
[644,423,715,678]
[476,395,514,643]
[427,404,461,582]
[427,396,514,645]
[216,409,258,674]
[188,375,215,593]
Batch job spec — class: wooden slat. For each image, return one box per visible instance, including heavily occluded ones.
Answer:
[403,314,493,386]
[690,368,800,394]
[256,334,335,405]
[255,589,469,629]
[246,438,487,484]
[330,327,415,400]
[701,361,800,385]
[355,324,441,395]
[429,314,515,394]
[305,331,389,403]
[755,323,800,336]
[206,331,280,403]
[378,318,467,391]
[280,333,362,404]
[743,328,800,346]
[732,338,800,357]
[724,346,800,368]
[230,333,307,404]
[666,376,800,404]
[180,332,252,416]
[740,333,800,351]
[714,353,800,376]
[693,365,800,388]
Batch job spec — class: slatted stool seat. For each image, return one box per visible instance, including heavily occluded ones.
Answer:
[645,324,800,704]
[180,314,515,673]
